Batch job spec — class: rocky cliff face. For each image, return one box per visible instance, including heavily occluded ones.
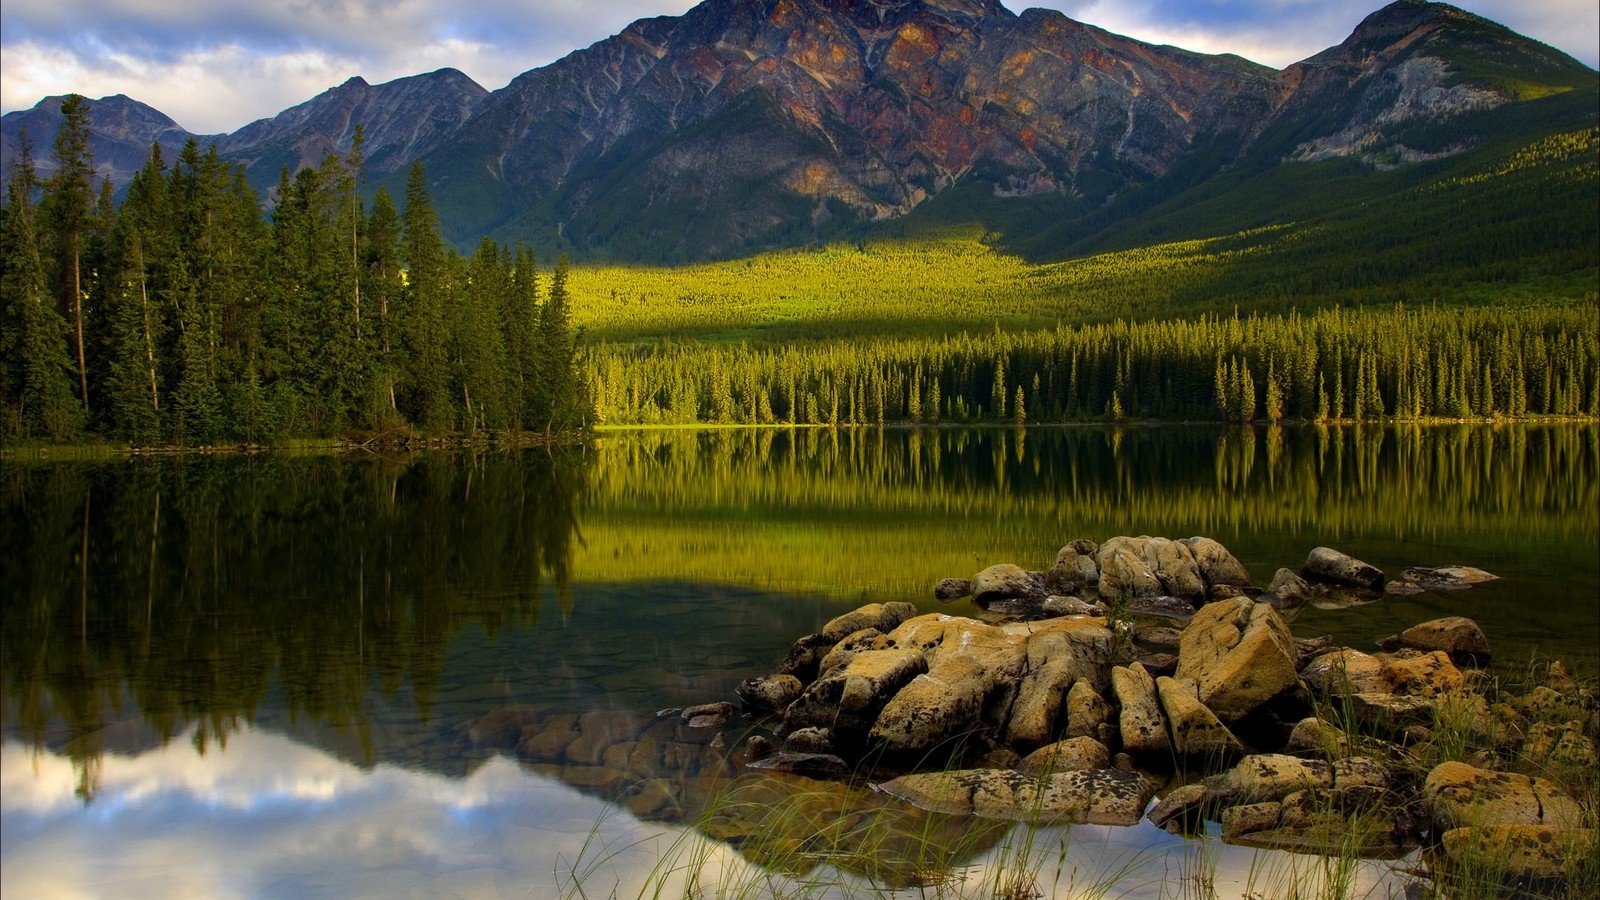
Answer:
[0,93,200,187]
[2,1,1591,258]
[218,68,488,179]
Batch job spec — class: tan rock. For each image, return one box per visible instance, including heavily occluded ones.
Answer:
[1175,597,1298,721]
[1064,678,1112,740]
[820,602,918,643]
[1382,616,1491,666]
[1182,537,1253,589]
[1440,825,1594,882]
[1046,542,1100,594]
[970,563,1046,605]
[1112,662,1168,755]
[1381,650,1467,697]
[1018,737,1111,774]
[874,767,1156,826]
[1424,761,1584,830]
[736,673,804,712]
[817,627,885,677]
[1157,676,1245,760]
[1096,537,1163,599]
[869,656,991,755]
[1301,648,1389,695]
[781,647,927,741]
[1005,628,1115,748]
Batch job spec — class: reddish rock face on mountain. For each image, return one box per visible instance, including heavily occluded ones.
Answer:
[3,1,1592,259]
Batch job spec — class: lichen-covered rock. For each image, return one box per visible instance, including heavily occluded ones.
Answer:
[874,767,1156,825]
[775,633,835,683]
[784,726,834,754]
[1157,676,1245,760]
[1224,787,1412,856]
[817,627,886,677]
[1284,717,1350,757]
[1045,541,1100,595]
[1064,678,1112,741]
[1423,761,1584,830]
[1147,783,1210,833]
[1257,567,1313,612]
[1439,825,1594,882]
[1095,536,1208,601]
[1379,616,1491,667]
[1394,565,1498,592]
[934,577,973,601]
[1301,648,1389,695]
[1018,736,1111,775]
[1207,755,1328,803]
[781,648,927,743]
[1182,537,1253,590]
[1005,629,1114,748]
[870,655,992,755]
[736,674,804,713]
[1112,662,1168,755]
[1381,649,1467,697]
[820,602,918,643]
[1301,546,1384,591]
[970,564,1047,606]
[1175,597,1298,721]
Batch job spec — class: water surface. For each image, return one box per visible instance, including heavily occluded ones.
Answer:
[3,424,1596,897]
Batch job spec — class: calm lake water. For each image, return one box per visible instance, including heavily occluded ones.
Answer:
[3,424,1596,898]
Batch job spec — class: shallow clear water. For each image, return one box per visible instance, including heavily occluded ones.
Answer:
[3,424,1596,898]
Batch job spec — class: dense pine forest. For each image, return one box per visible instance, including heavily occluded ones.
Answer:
[2,96,1596,446]
[1,98,590,446]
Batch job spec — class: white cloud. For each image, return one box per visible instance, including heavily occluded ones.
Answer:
[1,1,1595,133]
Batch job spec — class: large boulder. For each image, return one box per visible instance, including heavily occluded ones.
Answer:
[869,656,993,755]
[1378,616,1491,667]
[1112,662,1168,755]
[1096,536,1207,601]
[1018,737,1111,775]
[1157,676,1245,761]
[1301,648,1390,695]
[1045,540,1100,594]
[1182,537,1253,591]
[781,648,927,745]
[1006,629,1116,748]
[1064,678,1113,741]
[873,767,1156,825]
[970,564,1047,606]
[736,674,804,713]
[820,602,918,643]
[1301,546,1384,591]
[1205,754,1390,804]
[1423,761,1584,830]
[1257,568,1313,612]
[1439,824,1594,883]
[1174,597,1298,721]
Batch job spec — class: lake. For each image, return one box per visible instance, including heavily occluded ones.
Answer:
[2,423,1596,898]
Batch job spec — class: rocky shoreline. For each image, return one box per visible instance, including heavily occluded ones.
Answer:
[464,536,1598,894]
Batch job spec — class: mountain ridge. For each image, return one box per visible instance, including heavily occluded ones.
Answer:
[1,0,1593,262]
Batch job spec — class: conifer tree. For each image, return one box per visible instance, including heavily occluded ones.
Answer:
[40,95,96,414]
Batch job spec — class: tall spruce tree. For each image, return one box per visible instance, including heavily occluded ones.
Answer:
[40,95,95,414]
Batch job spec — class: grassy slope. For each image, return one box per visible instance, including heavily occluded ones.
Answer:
[564,121,1598,346]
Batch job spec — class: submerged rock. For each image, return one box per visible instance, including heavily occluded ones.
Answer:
[1301,546,1385,591]
[1378,616,1492,667]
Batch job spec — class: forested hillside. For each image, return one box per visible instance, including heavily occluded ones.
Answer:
[0,105,589,446]
[2,96,1595,447]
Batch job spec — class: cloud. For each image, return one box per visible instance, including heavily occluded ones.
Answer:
[1,0,1595,133]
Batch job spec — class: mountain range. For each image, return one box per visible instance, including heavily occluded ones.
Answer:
[2,0,1595,262]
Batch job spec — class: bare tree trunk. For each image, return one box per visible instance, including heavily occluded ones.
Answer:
[73,249,88,412]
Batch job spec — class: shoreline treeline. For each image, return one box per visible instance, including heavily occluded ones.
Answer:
[2,99,590,446]
[589,303,1599,426]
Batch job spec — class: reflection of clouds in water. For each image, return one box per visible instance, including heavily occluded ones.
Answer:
[0,728,756,899]
[2,729,1413,898]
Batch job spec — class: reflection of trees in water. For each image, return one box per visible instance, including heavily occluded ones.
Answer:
[0,448,590,801]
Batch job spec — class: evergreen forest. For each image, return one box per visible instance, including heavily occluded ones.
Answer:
[1,100,590,446]
[2,96,1596,447]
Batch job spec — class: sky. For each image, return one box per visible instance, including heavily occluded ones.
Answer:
[2,0,1596,135]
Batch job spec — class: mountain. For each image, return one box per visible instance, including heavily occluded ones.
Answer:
[217,68,488,185]
[0,93,206,187]
[1,0,1593,262]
